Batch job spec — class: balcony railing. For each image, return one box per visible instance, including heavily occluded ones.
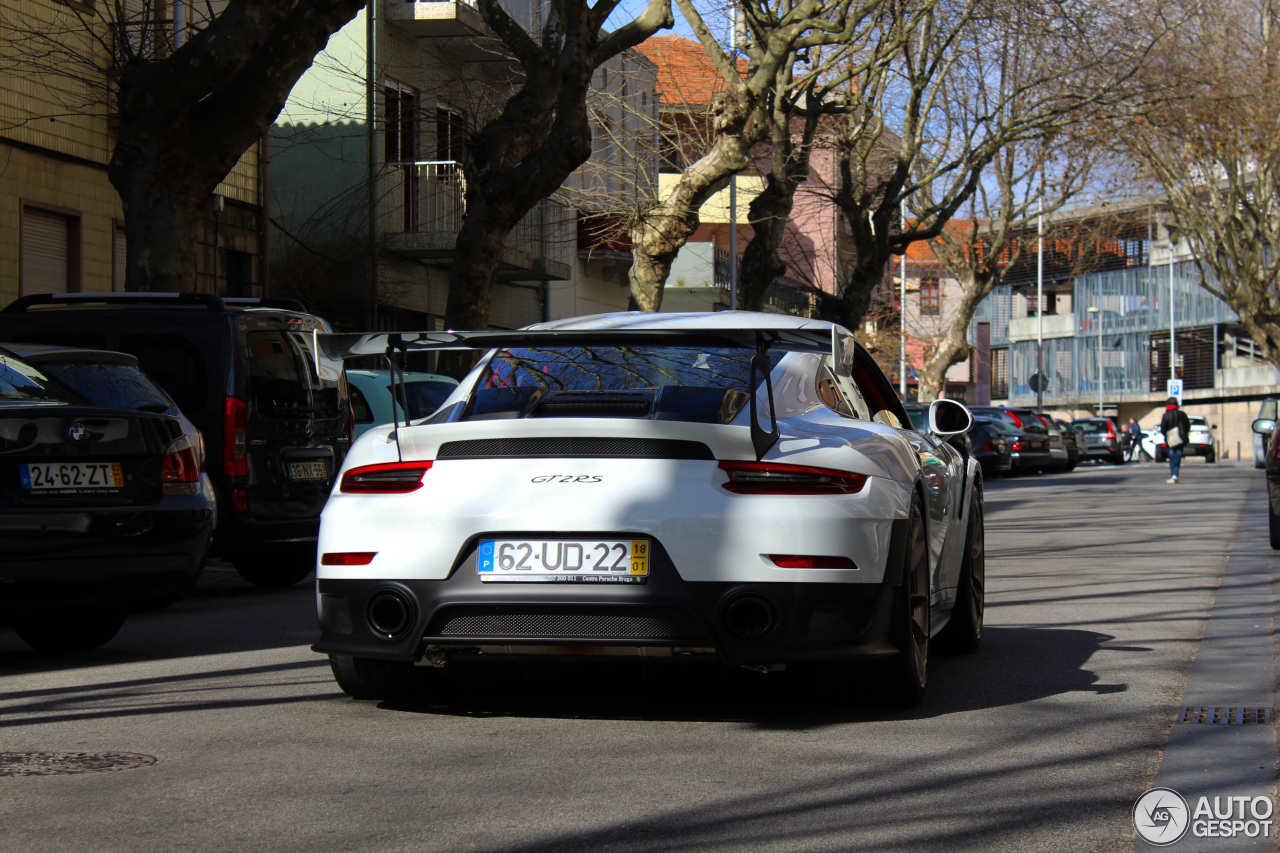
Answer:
[385,0,486,38]
[383,160,569,281]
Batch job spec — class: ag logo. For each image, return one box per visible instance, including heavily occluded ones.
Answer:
[1134,787,1190,845]
[67,422,87,442]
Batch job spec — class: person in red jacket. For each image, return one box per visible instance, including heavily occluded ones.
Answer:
[1160,397,1191,483]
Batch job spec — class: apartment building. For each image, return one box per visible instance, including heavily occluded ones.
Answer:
[982,200,1280,457]
[0,1,267,302]
[272,0,657,332]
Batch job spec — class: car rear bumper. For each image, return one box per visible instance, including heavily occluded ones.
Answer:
[313,531,908,667]
[0,506,212,608]
[1009,450,1053,470]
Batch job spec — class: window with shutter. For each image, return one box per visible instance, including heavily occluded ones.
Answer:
[21,207,77,296]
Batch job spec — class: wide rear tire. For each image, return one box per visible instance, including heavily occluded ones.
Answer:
[876,494,930,707]
[329,654,437,702]
[938,490,985,654]
[1270,500,1280,551]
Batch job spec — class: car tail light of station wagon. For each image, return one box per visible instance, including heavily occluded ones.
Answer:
[224,396,248,477]
[162,436,201,496]
[769,555,858,569]
[340,461,432,493]
[321,552,377,566]
[718,461,867,495]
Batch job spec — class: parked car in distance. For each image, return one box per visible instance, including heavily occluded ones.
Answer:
[1004,407,1073,472]
[1253,416,1280,548]
[8,343,217,531]
[981,418,1053,473]
[347,369,459,441]
[1052,418,1087,468]
[0,346,213,650]
[969,418,1013,477]
[969,406,1046,433]
[1154,414,1216,463]
[1256,399,1278,468]
[0,292,351,587]
[1072,417,1126,464]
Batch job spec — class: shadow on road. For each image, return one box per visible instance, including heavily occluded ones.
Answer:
[374,626,1128,728]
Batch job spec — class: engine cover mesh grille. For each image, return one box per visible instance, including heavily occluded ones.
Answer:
[428,606,709,641]
[437,437,715,460]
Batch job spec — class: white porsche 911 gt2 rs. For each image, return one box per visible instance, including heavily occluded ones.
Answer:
[312,312,985,706]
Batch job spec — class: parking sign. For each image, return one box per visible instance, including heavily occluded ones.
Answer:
[1167,378,1184,402]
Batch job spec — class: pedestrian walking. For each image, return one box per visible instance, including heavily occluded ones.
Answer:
[1160,398,1191,483]
[1126,417,1142,461]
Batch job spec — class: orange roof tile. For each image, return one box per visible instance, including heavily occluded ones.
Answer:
[635,35,739,107]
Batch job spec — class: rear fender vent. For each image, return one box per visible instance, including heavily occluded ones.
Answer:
[437,437,715,460]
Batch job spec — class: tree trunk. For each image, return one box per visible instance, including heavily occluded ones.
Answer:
[629,120,756,311]
[738,175,793,311]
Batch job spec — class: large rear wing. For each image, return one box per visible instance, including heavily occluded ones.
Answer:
[312,325,864,460]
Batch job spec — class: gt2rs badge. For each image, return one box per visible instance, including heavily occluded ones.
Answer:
[530,475,602,484]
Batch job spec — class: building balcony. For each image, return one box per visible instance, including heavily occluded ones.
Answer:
[382,160,570,281]
[385,0,486,38]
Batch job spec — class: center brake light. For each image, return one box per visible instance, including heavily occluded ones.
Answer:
[719,461,868,495]
[340,461,432,493]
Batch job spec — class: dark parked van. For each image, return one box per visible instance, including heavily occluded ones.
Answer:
[0,293,351,587]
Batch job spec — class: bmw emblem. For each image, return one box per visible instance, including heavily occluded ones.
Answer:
[68,423,87,442]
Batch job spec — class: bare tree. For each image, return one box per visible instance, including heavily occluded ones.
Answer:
[1124,0,1280,369]
[627,0,889,311]
[817,0,1158,331]
[0,0,368,291]
[443,0,674,339]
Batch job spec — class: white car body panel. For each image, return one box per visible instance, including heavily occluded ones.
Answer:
[314,311,980,669]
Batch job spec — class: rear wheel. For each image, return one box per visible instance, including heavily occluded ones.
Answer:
[876,494,930,707]
[1270,499,1280,551]
[13,607,127,652]
[233,549,315,588]
[938,491,984,653]
[1156,448,1167,463]
[329,655,437,702]
[1111,452,1126,465]
[1206,450,1217,463]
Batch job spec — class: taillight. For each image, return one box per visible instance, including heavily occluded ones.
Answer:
[321,552,377,566]
[1106,422,1116,438]
[195,430,207,472]
[1012,440,1028,451]
[224,396,248,477]
[770,555,858,569]
[163,436,201,496]
[340,461,432,493]
[1006,412,1024,427]
[718,461,867,495]
[981,439,996,452]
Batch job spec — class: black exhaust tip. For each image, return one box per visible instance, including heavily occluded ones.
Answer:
[722,593,778,639]
[367,589,414,639]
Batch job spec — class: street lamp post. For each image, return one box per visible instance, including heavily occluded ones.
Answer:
[1088,306,1102,415]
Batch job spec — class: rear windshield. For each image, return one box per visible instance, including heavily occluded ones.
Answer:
[1072,420,1112,434]
[246,330,344,419]
[467,346,784,423]
[0,353,79,404]
[38,362,177,414]
[979,419,1023,436]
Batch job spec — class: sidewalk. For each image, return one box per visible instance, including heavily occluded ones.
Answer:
[1142,475,1279,851]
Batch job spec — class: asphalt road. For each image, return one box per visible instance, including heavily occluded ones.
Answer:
[0,459,1269,852]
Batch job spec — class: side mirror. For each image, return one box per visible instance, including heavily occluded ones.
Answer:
[1253,418,1276,436]
[928,399,973,438]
